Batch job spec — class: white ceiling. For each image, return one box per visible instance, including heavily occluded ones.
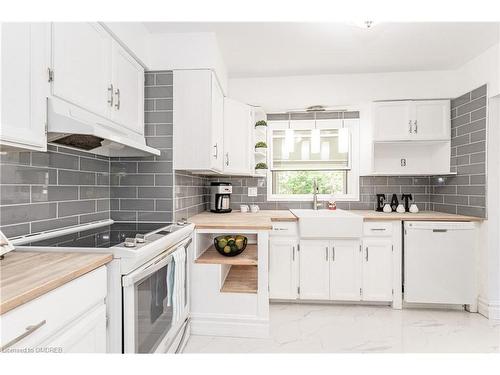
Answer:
[143,22,499,78]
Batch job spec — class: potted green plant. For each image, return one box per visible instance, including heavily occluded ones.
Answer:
[255,141,268,152]
[255,162,268,175]
[255,120,267,129]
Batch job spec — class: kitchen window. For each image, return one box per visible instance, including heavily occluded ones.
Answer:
[267,117,360,201]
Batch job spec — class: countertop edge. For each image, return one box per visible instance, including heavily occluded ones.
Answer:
[0,253,112,315]
[193,224,273,230]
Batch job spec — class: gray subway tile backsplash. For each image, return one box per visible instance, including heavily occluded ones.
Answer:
[109,71,174,223]
[0,145,110,237]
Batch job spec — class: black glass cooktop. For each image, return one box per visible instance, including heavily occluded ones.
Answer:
[23,222,174,248]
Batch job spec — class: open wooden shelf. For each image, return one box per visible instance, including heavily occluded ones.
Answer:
[221,265,258,294]
[195,244,258,266]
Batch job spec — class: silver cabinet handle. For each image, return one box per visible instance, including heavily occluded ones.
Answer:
[325,247,329,261]
[414,120,418,133]
[107,84,114,107]
[225,152,229,166]
[213,143,218,158]
[292,246,295,261]
[332,246,335,262]
[365,247,369,261]
[370,228,386,231]
[1,320,46,352]
[408,120,412,134]
[114,88,120,110]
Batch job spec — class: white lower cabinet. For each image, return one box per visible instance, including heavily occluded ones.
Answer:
[269,238,299,299]
[299,239,361,301]
[361,239,394,301]
[40,304,107,353]
[299,240,330,300]
[0,267,107,353]
[330,240,362,301]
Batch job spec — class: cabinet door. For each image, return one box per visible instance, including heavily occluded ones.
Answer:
[111,42,144,135]
[412,100,451,141]
[1,23,49,151]
[51,23,112,119]
[299,240,330,300]
[42,304,106,353]
[372,101,412,141]
[223,97,251,175]
[269,239,298,299]
[362,239,393,301]
[330,240,362,301]
[210,73,225,172]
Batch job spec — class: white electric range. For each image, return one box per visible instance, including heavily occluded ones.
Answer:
[12,219,195,353]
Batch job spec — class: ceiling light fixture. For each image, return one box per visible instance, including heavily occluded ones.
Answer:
[350,20,376,30]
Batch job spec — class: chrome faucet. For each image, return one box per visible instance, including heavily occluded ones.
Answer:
[312,178,320,210]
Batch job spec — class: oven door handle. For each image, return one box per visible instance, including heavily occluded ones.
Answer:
[122,253,174,287]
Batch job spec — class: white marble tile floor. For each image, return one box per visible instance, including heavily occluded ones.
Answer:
[183,303,500,353]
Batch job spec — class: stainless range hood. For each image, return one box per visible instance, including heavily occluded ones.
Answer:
[47,97,160,157]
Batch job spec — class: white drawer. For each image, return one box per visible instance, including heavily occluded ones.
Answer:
[270,222,298,237]
[363,221,393,237]
[1,266,107,352]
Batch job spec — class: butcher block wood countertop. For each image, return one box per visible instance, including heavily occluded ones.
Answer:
[352,210,483,221]
[0,251,112,315]
[189,210,298,230]
[188,209,482,229]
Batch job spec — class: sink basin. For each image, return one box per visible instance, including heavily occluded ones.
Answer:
[290,209,363,238]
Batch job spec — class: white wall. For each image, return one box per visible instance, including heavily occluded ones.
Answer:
[146,32,228,93]
[454,43,500,98]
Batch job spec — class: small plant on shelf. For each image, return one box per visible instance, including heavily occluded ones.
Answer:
[255,162,268,175]
[255,141,268,151]
[255,120,267,128]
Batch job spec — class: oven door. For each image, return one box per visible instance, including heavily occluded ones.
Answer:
[122,239,190,353]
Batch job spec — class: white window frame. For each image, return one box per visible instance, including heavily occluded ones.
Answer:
[266,118,360,202]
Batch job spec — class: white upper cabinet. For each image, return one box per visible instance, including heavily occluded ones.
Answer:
[110,42,144,134]
[1,23,50,151]
[412,100,451,141]
[51,23,112,119]
[373,101,412,141]
[173,70,225,173]
[51,22,145,136]
[372,100,450,142]
[223,97,252,175]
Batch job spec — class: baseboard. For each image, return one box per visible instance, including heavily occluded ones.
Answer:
[478,297,500,321]
[190,313,269,338]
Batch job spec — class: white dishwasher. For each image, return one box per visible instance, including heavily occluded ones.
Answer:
[404,221,476,305]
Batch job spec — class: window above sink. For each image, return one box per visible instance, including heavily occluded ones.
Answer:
[266,115,360,202]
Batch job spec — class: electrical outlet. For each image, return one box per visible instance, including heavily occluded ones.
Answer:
[248,187,258,197]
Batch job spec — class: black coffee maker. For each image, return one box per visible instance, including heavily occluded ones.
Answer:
[376,194,386,212]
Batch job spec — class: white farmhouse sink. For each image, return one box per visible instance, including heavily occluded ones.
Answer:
[290,209,363,238]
